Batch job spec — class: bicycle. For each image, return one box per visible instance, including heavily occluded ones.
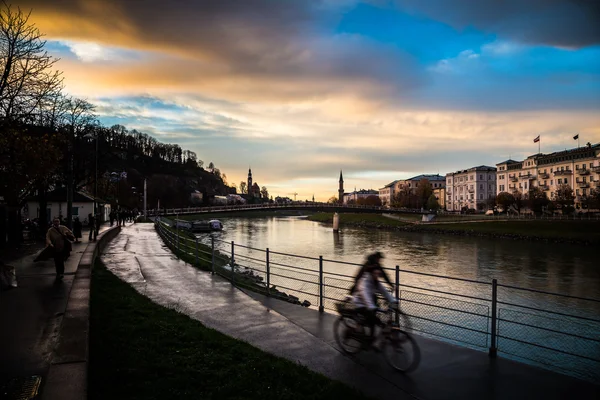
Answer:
[334,297,421,373]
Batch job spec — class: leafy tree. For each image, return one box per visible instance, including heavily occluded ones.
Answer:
[416,179,433,208]
[513,191,524,214]
[588,187,600,210]
[327,195,338,203]
[239,181,247,194]
[554,184,575,214]
[496,192,515,212]
[526,187,549,214]
[260,186,269,199]
[357,195,381,206]
[426,194,440,211]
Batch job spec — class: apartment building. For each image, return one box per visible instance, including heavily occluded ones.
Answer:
[378,180,399,206]
[343,189,379,204]
[446,166,497,211]
[379,174,445,206]
[496,143,600,208]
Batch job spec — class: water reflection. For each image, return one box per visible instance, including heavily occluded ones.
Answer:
[197,216,600,314]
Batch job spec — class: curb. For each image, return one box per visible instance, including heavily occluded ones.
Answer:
[41,226,121,400]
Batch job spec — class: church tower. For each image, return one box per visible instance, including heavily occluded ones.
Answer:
[338,170,344,203]
[247,168,253,194]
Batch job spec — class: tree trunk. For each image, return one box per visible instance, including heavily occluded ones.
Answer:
[6,205,22,245]
[38,186,48,239]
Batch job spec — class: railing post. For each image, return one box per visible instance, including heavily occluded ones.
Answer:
[395,265,400,326]
[195,237,199,266]
[231,241,235,286]
[266,248,270,296]
[176,214,179,250]
[489,278,498,357]
[211,236,215,274]
[319,256,324,312]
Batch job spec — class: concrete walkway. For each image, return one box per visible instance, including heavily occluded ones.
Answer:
[0,225,113,393]
[101,224,599,400]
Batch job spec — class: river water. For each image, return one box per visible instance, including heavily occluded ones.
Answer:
[193,215,600,381]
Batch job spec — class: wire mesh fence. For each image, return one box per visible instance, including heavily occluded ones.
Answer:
[153,217,600,383]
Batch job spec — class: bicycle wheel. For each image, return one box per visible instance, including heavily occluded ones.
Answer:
[383,329,421,373]
[395,309,413,333]
[334,316,365,354]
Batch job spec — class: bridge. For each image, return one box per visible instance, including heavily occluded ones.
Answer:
[150,202,429,216]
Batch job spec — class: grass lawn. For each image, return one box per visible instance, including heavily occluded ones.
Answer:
[178,210,311,220]
[89,261,370,400]
[417,220,600,243]
[307,212,412,227]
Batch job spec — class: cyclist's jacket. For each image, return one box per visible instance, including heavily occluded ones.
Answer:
[352,274,394,310]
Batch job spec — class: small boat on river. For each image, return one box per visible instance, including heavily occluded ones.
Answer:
[191,219,223,232]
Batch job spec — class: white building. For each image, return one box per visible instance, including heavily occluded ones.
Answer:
[343,189,379,204]
[378,180,399,206]
[395,174,446,194]
[23,188,109,224]
[446,166,497,211]
[496,143,600,209]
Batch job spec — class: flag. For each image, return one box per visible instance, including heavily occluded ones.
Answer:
[573,134,579,140]
[533,135,540,143]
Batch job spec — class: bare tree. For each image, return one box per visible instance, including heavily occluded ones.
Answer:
[0,2,63,122]
[64,97,96,227]
[239,181,247,194]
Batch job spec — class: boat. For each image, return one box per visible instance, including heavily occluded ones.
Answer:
[190,219,223,232]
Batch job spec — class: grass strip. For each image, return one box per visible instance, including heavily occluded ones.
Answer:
[307,212,412,227]
[89,261,370,400]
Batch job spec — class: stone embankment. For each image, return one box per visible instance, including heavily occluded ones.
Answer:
[236,266,311,308]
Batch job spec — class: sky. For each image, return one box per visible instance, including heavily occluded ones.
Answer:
[16,0,600,201]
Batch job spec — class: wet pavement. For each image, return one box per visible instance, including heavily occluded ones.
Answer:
[101,224,599,400]
[0,225,112,390]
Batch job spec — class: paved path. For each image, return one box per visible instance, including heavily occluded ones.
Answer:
[0,224,114,390]
[101,224,599,400]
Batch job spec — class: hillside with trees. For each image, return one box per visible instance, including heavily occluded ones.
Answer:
[0,3,231,246]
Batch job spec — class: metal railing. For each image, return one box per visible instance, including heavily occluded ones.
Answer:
[153,218,600,383]
[147,203,428,216]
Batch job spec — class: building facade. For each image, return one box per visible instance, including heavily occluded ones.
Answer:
[446,166,497,211]
[378,180,399,206]
[343,189,379,204]
[496,144,600,209]
[394,174,446,194]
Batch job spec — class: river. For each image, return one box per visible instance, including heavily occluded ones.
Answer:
[191,215,600,382]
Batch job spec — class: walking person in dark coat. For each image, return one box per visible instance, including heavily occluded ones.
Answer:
[88,213,96,241]
[46,218,74,280]
[94,213,101,238]
[73,217,83,242]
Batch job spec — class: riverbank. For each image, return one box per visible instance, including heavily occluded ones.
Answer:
[307,213,600,246]
[89,261,370,400]
[178,210,309,220]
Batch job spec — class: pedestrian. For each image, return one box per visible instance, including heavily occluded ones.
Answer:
[109,211,115,227]
[95,213,101,238]
[46,218,74,280]
[73,217,82,242]
[88,213,96,241]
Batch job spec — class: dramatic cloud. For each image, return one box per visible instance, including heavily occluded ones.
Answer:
[392,0,600,48]
[10,0,600,199]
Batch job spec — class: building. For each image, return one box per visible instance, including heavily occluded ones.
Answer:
[446,166,497,211]
[247,168,261,198]
[23,188,110,223]
[433,187,446,209]
[395,174,446,194]
[378,180,399,206]
[496,143,600,209]
[343,189,379,204]
[338,170,344,203]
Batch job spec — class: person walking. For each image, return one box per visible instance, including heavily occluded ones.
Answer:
[46,218,74,280]
[94,213,101,238]
[73,217,83,242]
[88,213,96,241]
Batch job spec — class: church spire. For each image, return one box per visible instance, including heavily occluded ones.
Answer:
[338,170,344,203]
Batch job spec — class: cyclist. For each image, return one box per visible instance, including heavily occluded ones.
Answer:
[352,258,398,348]
[350,251,393,294]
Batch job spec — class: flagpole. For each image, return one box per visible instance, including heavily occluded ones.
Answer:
[538,136,540,154]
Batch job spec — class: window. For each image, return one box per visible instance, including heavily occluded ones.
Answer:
[564,178,568,184]
[470,175,474,180]
[479,194,483,200]
[524,182,528,189]
[551,180,553,185]
[489,185,492,190]
[480,175,483,180]
[480,184,483,189]
[470,194,474,200]
[576,189,580,195]
[71,207,79,216]
[558,179,562,184]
